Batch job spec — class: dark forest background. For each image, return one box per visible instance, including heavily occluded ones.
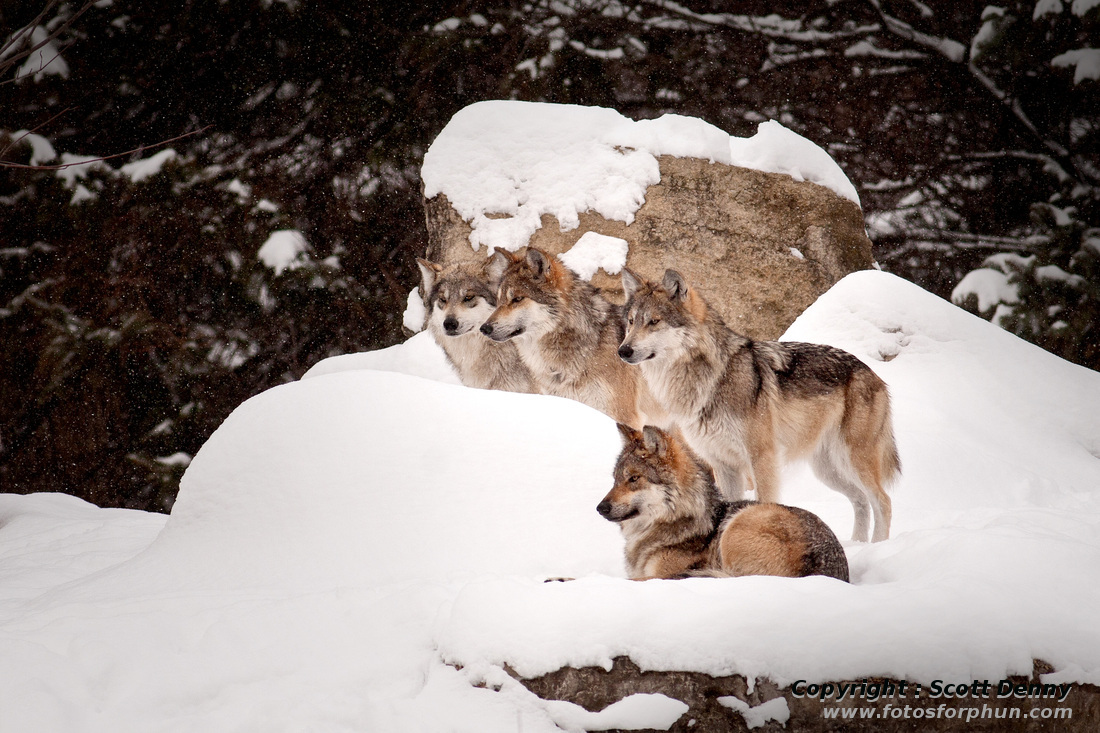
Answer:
[1,0,1097,511]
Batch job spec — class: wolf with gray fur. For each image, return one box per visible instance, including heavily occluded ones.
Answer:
[416,257,535,393]
[618,268,899,542]
[598,423,849,581]
[479,247,662,427]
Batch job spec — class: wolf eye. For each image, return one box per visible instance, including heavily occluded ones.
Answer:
[438,296,448,305]
[627,475,639,483]
[511,295,525,304]
[648,317,661,326]
[463,294,475,303]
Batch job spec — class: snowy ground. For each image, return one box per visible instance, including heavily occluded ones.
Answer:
[1,271,1099,732]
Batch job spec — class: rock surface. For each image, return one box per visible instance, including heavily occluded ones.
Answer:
[518,657,1100,732]
[423,155,873,340]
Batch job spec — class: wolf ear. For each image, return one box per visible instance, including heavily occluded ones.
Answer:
[662,269,689,301]
[616,422,642,445]
[642,425,669,456]
[486,250,512,282]
[621,268,642,301]
[416,258,442,293]
[526,248,552,278]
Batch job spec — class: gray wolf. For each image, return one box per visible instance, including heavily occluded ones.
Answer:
[416,257,535,393]
[618,268,899,542]
[478,247,662,427]
[598,424,849,581]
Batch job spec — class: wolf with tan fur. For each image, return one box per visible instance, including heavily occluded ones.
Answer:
[416,257,535,393]
[618,268,899,542]
[479,247,660,427]
[598,424,849,581]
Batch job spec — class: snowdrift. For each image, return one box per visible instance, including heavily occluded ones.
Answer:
[0,271,1098,732]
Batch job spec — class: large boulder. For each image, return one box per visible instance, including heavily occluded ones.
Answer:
[421,102,873,340]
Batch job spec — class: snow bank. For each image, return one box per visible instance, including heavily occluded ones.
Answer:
[422,101,858,253]
[2,271,1099,730]
[302,330,460,384]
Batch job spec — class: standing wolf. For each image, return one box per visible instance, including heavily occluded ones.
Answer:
[479,247,660,427]
[416,258,535,393]
[598,424,849,581]
[618,268,899,542]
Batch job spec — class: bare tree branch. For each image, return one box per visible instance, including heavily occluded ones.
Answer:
[0,0,94,81]
[1,126,213,171]
[864,0,1095,187]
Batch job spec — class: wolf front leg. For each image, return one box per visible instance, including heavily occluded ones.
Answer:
[711,458,750,502]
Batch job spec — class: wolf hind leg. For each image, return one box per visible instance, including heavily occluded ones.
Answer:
[810,445,874,542]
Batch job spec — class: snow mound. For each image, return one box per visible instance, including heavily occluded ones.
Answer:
[422,101,858,253]
[2,271,1099,730]
[302,330,460,384]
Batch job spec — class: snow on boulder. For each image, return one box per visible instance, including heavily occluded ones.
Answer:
[421,100,872,340]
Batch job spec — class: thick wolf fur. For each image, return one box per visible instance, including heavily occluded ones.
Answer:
[479,248,661,427]
[618,268,900,542]
[416,258,535,393]
[598,424,849,581]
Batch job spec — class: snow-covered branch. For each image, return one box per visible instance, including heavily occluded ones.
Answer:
[865,0,1094,187]
[638,0,878,43]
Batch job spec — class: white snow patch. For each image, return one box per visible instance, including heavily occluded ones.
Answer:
[69,183,96,205]
[1072,0,1100,15]
[12,130,56,165]
[1052,47,1100,84]
[55,153,108,188]
[789,247,805,260]
[717,696,791,729]
[951,267,1019,311]
[970,6,1006,61]
[544,693,688,731]
[559,232,630,280]
[257,229,310,276]
[154,452,192,468]
[1034,0,1063,17]
[422,101,858,253]
[119,148,178,183]
[10,26,69,81]
[403,287,427,332]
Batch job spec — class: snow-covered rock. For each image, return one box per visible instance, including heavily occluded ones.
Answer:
[422,101,872,340]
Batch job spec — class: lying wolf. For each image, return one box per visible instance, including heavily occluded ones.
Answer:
[479,247,662,427]
[618,268,899,542]
[598,424,849,581]
[416,257,534,393]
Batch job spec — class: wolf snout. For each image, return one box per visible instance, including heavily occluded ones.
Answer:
[479,322,494,336]
[596,500,612,518]
[444,317,459,334]
[617,344,633,360]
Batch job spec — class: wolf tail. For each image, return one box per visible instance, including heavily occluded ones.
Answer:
[879,399,902,491]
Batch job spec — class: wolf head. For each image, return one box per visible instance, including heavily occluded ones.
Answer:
[479,247,572,342]
[617,268,709,364]
[416,258,499,337]
[597,424,711,524]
